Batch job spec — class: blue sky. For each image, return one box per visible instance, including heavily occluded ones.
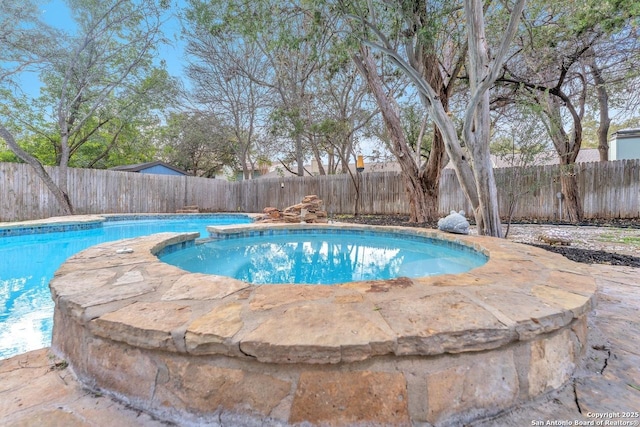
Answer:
[19,0,186,97]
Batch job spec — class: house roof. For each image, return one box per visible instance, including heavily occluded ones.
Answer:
[110,161,189,175]
[490,148,601,168]
[611,128,640,139]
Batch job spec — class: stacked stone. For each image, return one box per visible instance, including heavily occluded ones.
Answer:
[257,195,328,223]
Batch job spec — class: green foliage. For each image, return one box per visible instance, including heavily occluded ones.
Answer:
[2,0,177,172]
[269,108,305,139]
[0,0,59,87]
[569,0,640,34]
[0,144,20,162]
[157,111,236,177]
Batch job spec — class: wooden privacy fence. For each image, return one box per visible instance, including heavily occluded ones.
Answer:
[1,160,638,222]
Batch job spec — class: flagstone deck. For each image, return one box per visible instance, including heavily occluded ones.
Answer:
[47,224,596,426]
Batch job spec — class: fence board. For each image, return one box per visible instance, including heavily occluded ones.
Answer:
[1,160,638,222]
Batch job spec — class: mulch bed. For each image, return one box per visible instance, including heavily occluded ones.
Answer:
[336,214,640,268]
[526,243,640,267]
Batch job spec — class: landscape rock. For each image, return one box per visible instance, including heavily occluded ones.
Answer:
[537,229,572,245]
[437,210,470,234]
[256,195,328,223]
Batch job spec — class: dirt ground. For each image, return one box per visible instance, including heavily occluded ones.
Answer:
[335,215,640,267]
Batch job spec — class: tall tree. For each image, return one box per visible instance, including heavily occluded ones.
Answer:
[339,0,465,223]
[2,0,170,215]
[186,0,336,177]
[0,0,73,213]
[159,112,235,177]
[183,20,273,179]
[496,0,640,221]
[305,45,378,175]
[342,0,526,235]
[10,67,177,169]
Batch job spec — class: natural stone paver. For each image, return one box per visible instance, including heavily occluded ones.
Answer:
[63,281,157,312]
[48,269,118,297]
[531,284,594,317]
[528,329,577,395]
[333,293,363,304]
[249,284,333,310]
[240,303,395,363]
[425,350,519,424]
[471,264,640,427]
[461,285,574,340]
[155,359,291,417]
[7,409,91,427]
[0,354,74,416]
[82,339,158,401]
[185,302,244,355]
[162,273,249,301]
[90,301,192,351]
[545,270,598,297]
[289,371,410,426]
[379,291,514,355]
[0,349,167,427]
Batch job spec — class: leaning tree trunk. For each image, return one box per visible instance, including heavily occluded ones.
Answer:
[353,47,442,223]
[0,124,74,215]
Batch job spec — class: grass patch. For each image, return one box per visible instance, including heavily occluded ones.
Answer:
[596,231,640,248]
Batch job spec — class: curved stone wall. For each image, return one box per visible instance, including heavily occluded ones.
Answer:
[50,224,596,426]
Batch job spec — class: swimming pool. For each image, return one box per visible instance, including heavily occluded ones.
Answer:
[0,214,252,360]
[159,229,487,285]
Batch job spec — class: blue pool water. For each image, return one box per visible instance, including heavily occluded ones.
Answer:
[160,230,487,285]
[0,215,251,360]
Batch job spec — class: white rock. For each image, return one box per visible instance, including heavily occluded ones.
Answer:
[438,210,470,235]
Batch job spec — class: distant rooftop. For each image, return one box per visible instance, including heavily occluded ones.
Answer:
[110,161,190,175]
[610,128,640,139]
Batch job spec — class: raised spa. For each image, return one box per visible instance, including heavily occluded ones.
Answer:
[49,223,596,426]
[159,229,488,285]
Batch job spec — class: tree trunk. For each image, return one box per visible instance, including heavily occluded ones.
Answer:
[402,172,434,222]
[295,134,304,176]
[543,94,584,222]
[470,146,502,235]
[588,51,611,161]
[559,161,583,222]
[462,0,503,237]
[0,124,74,215]
[420,127,448,221]
[353,48,441,222]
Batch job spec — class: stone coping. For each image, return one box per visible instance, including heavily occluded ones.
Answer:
[50,223,597,364]
[0,212,257,237]
[0,214,105,229]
